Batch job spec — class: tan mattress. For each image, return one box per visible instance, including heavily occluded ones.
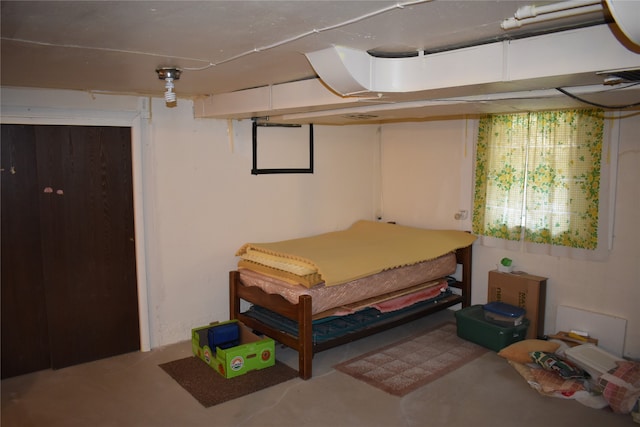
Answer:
[238,252,456,318]
[236,220,477,288]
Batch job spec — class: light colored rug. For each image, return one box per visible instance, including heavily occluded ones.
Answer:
[334,322,488,396]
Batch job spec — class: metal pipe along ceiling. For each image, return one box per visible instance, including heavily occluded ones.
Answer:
[501,0,603,30]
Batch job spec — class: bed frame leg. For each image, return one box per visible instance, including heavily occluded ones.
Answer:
[458,244,472,307]
[298,295,313,380]
[229,271,240,320]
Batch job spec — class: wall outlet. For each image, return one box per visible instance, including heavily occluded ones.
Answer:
[454,210,468,220]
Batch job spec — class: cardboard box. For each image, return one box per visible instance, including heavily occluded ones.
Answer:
[488,270,547,340]
[192,320,275,379]
[455,305,529,352]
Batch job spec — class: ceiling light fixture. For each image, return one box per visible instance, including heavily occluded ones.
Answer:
[156,67,182,106]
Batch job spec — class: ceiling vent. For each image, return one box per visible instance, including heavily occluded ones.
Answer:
[598,68,640,85]
[607,68,640,82]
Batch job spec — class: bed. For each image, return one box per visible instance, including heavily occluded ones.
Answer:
[230,220,476,379]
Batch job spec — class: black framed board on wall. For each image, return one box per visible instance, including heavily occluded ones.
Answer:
[251,120,314,175]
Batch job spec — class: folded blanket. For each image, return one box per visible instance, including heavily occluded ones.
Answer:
[237,259,324,288]
[315,279,447,318]
[236,220,476,287]
[372,282,447,313]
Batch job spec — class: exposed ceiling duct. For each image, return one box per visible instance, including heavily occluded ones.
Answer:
[303,19,639,98]
[195,23,640,123]
[605,0,640,47]
[188,1,640,123]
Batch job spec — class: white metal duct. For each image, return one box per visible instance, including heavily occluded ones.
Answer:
[304,25,640,97]
[195,24,640,121]
[605,0,640,47]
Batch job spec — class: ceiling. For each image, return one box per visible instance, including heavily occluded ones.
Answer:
[2,0,640,124]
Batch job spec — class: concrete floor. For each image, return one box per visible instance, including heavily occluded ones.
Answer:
[2,310,636,427]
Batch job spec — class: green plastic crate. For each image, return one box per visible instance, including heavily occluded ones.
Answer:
[455,305,529,352]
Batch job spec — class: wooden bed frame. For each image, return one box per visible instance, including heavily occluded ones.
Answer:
[230,244,472,380]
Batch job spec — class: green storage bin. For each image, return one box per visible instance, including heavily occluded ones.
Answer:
[455,304,529,352]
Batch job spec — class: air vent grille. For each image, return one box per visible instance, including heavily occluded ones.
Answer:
[598,68,640,83]
[609,69,640,82]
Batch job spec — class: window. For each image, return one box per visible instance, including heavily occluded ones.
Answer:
[472,109,605,251]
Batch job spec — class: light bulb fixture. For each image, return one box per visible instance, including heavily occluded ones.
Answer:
[156,67,182,106]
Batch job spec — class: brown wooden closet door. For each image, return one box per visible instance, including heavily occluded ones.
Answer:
[35,125,140,369]
[1,125,51,378]
[1,124,140,376]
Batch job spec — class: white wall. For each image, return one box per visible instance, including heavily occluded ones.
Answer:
[379,119,474,230]
[146,99,380,346]
[380,116,640,359]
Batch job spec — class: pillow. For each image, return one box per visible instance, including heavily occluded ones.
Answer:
[530,351,589,379]
[497,339,561,364]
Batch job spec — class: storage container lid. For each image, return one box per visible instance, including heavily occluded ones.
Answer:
[565,344,623,376]
[483,301,525,318]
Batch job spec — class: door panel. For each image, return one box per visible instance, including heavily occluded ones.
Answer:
[35,126,140,369]
[1,125,51,378]
[1,124,140,375]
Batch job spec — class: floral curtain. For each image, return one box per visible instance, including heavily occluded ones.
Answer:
[473,109,604,250]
